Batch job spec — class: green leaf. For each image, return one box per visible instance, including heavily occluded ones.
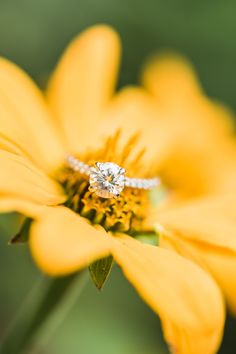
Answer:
[89,256,113,290]
[9,218,32,244]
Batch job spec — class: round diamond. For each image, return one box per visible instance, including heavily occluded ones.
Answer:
[89,162,125,198]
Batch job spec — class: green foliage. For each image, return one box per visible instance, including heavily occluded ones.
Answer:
[0,0,236,109]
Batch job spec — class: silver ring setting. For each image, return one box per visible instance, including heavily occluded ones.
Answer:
[67,155,160,199]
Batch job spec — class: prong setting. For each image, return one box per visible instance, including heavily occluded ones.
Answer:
[89,162,125,199]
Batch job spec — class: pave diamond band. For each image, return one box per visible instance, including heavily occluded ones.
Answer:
[67,155,160,198]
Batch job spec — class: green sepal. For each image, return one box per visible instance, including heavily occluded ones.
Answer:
[135,233,159,246]
[89,256,113,290]
[9,218,32,244]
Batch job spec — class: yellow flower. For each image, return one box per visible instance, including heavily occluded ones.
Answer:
[0,24,233,354]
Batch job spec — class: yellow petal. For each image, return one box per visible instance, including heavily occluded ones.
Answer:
[142,54,234,134]
[160,137,236,199]
[157,195,236,250]
[30,206,112,275]
[0,198,48,218]
[111,234,224,354]
[157,195,236,314]
[0,58,65,173]
[162,234,236,316]
[0,150,65,205]
[199,250,236,315]
[0,133,24,156]
[47,25,120,153]
[142,53,201,104]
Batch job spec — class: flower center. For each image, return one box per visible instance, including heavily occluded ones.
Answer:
[57,133,155,235]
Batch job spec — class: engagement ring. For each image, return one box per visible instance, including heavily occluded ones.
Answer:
[67,155,160,199]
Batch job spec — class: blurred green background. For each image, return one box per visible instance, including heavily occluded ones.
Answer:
[0,0,236,353]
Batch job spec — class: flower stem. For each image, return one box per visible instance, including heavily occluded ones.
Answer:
[0,271,88,354]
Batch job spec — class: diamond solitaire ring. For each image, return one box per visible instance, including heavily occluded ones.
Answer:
[67,155,160,199]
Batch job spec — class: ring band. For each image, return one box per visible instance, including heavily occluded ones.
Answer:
[67,155,160,198]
